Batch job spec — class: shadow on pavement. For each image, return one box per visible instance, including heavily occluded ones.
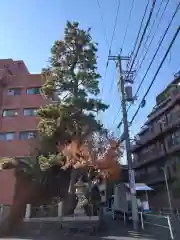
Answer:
[0,217,173,240]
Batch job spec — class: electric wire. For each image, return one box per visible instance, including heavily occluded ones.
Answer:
[129,26,180,126]
[121,0,135,51]
[125,0,157,81]
[113,0,155,126]
[97,0,121,96]
[113,0,156,127]
[111,0,150,126]
[104,0,121,94]
[117,0,179,129]
[109,0,121,54]
[108,1,155,128]
[130,0,180,107]
[96,0,110,48]
[128,0,150,67]
[109,68,116,94]
[136,0,165,64]
[134,0,170,75]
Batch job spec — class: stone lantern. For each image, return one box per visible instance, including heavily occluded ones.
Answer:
[74,179,88,214]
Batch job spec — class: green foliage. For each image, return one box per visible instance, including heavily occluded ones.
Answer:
[38,153,66,171]
[2,157,43,182]
[11,21,109,176]
[3,22,109,182]
[17,157,41,178]
[39,21,108,145]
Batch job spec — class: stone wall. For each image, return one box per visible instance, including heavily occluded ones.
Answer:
[0,169,15,205]
[0,205,11,224]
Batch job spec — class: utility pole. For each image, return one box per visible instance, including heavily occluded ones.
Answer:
[109,54,139,230]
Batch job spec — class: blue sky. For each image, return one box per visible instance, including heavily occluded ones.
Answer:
[0,0,179,139]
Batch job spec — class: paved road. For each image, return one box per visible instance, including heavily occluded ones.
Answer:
[0,217,171,240]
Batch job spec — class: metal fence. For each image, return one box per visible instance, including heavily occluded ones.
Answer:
[139,212,174,239]
[151,207,180,219]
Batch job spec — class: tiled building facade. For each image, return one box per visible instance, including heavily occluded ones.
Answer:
[0,59,46,204]
[132,71,180,208]
[0,59,46,159]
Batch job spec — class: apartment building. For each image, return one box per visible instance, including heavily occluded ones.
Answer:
[0,59,47,160]
[0,59,48,204]
[131,71,180,207]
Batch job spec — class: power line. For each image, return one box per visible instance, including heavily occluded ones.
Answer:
[117,0,179,129]
[134,0,170,74]
[109,0,121,54]
[130,26,180,126]
[121,0,135,51]
[113,0,150,126]
[131,0,180,104]
[109,68,116,94]
[128,0,150,66]
[96,0,110,48]
[115,0,157,128]
[125,0,157,79]
[108,0,135,112]
[135,0,170,76]
[137,0,165,59]
[104,0,121,93]
[97,0,121,96]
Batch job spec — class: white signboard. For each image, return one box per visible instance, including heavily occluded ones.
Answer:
[113,184,128,213]
[129,170,136,194]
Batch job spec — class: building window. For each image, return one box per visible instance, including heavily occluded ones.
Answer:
[167,131,180,148]
[7,88,21,96]
[23,108,38,116]
[167,112,174,124]
[19,131,37,140]
[2,109,18,117]
[0,132,16,141]
[174,130,180,145]
[27,87,41,95]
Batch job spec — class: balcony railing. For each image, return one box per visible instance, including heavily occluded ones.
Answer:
[133,148,165,168]
[136,171,165,184]
[148,87,180,122]
[132,112,180,152]
[166,140,180,154]
[163,110,180,132]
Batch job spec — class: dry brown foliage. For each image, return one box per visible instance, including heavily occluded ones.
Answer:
[58,138,121,180]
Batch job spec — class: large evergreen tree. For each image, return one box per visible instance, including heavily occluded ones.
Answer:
[38,21,108,154]
[0,22,115,235]
[36,21,109,214]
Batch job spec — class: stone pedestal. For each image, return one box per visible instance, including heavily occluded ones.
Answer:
[60,201,100,232]
[25,204,31,219]
[74,206,84,216]
[59,180,102,233]
[58,202,63,217]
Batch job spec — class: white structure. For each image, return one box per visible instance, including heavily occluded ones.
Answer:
[98,182,106,203]
[25,204,31,219]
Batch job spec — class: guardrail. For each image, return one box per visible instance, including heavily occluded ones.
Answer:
[139,212,174,239]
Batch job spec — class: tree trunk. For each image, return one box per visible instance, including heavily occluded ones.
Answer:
[62,168,83,215]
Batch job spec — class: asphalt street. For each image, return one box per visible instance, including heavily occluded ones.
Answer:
[0,214,172,240]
